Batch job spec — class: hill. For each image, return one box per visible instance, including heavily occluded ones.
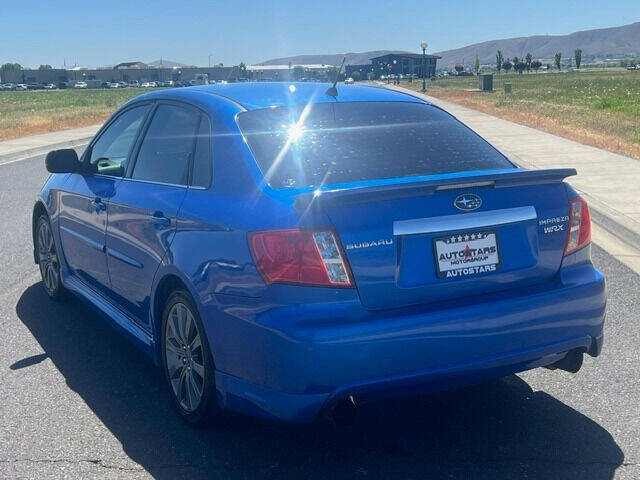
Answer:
[258,50,412,66]
[434,21,640,67]
[259,22,640,69]
[147,59,193,68]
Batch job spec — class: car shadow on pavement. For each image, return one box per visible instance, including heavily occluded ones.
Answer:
[16,283,624,480]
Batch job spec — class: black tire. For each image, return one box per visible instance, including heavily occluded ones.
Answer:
[161,289,219,426]
[36,215,66,301]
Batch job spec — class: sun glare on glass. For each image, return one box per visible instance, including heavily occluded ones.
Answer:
[287,123,305,141]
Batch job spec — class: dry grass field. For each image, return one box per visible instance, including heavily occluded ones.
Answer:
[404,70,640,160]
[0,89,151,141]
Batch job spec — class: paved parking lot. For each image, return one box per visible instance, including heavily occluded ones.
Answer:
[0,150,638,479]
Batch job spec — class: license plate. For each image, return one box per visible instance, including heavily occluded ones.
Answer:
[433,231,501,279]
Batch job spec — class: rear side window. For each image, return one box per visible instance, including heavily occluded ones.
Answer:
[237,102,514,189]
[132,104,200,185]
[191,115,212,188]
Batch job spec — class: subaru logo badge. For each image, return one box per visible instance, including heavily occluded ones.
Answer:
[454,193,482,211]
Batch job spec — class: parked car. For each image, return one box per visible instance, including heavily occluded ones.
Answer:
[101,82,112,88]
[109,82,120,88]
[44,83,58,90]
[15,84,28,91]
[35,82,605,426]
[141,81,157,88]
[1,83,16,90]
[27,83,45,90]
[344,77,354,84]
[57,81,69,89]
[128,81,141,88]
[73,81,88,89]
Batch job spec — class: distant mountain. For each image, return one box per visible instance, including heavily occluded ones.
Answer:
[259,22,640,70]
[434,21,640,67]
[258,50,412,66]
[147,59,193,68]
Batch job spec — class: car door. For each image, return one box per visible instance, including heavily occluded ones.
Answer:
[58,104,151,294]
[105,102,205,328]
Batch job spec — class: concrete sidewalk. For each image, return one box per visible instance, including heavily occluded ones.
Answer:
[387,85,640,273]
[0,124,100,165]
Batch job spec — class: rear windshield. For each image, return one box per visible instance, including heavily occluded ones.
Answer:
[237,101,513,189]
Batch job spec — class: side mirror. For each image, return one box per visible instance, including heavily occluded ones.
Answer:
[45,149,81,173]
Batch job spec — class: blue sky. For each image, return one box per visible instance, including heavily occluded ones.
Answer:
[2,0,639,67]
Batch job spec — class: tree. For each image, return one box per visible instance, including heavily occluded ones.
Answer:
[496,50,503,74]
[531,60,542,72]
[351,71,361,81]
[238,62,247,78]
[473,54,480,75]
[1,62,22,73]
[574,48,582,69]
[554,52,562,70]
[454,64,464,74]
[1,63,22,82]
[367,71,377,81]
[525,53,532,71]
[515,61,527,74]
[291,65,306,81]
[325,65,338,82]
[38,64,53,70]
[502,59,512,72]
[512,56,519,65]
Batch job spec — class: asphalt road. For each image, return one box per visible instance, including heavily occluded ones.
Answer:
[0,151,638,479]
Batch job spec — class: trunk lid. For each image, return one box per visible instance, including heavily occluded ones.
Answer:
[295,169,574,310]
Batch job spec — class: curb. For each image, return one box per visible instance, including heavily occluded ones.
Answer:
[0,136,93,167]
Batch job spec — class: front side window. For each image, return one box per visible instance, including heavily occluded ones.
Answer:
[131,104,200,185]
[237,101,514,189]
[89,104,150,177]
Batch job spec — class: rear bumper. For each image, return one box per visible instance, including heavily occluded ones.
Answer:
[207,260,606,423]
[215,333,603,422]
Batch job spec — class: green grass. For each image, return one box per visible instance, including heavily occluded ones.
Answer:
[429,70,640,116]
[0,88,155,140]
[403,69,640,157]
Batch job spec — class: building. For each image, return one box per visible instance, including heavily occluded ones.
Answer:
[370,53,440,78]
[113,61,149,69]
[246,64,335,81]
[1,65,239,84]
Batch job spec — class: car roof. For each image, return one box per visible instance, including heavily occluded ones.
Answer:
[138,82,427,111]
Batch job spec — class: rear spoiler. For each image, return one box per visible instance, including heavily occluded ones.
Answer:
[294,168,577,209]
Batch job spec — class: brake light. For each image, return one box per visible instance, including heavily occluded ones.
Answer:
[564,196,591,255]
[249,229,352,287]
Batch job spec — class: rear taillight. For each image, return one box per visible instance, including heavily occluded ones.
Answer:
[564,196,591,255]
[249,229,352,287]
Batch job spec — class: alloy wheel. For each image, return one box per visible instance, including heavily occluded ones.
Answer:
[38,220,59,295]
[164,302,205,412]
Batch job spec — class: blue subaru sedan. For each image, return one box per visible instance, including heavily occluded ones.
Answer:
[33,82,605,425]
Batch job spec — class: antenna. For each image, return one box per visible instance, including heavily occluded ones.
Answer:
[325,56,346,98]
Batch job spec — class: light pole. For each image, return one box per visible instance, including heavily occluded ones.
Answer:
[208,54,213,68]
[421,41,428,93]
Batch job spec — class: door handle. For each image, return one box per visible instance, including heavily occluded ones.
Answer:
[91,198,106,213]
[149,211,170,227]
